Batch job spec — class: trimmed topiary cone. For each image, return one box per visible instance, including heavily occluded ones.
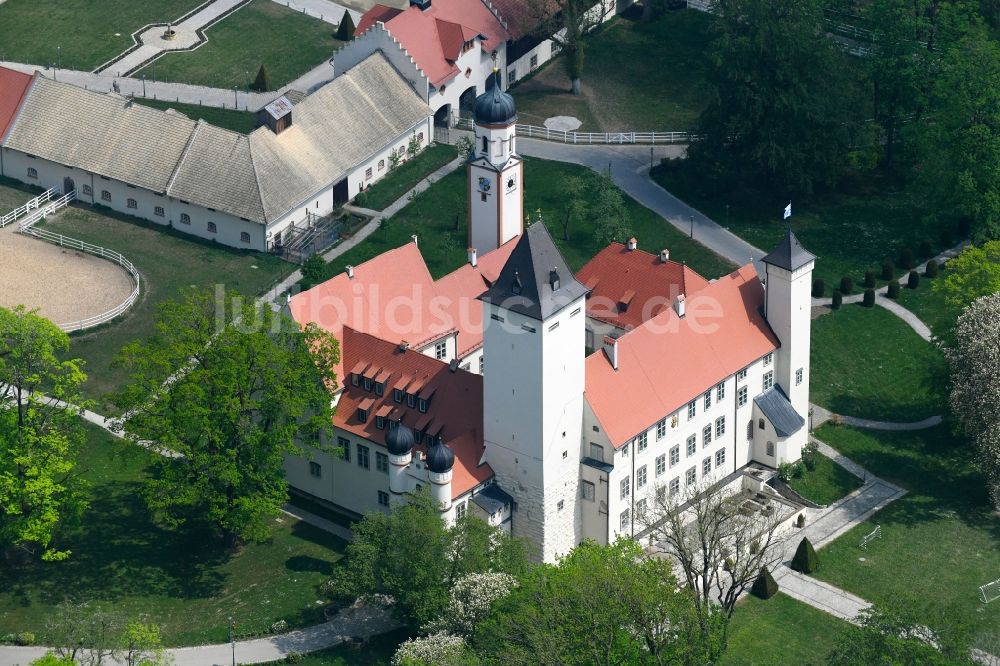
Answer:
[831,291,842,310]
[863,288,876,307]
[751,565,779,599]
[925,259,939,278]
[337,9,355,40]
[791,536,819,573]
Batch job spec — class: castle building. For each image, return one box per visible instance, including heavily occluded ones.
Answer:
[284,79,815,561]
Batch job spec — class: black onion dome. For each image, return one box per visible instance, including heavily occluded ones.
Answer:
[425,440,455,473]
[386,421,415,456]
[474,70,517,126]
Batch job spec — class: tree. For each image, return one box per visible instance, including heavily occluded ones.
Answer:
[526,0,612,94]
[826,600,975,665]
[112,288,339,547]
[46,602,124,666]
[944,293,1000,510]
[301,253,327,288]
[473,539,727,666]
[424,572,518,636]
[119,622,170,666]
[690,0,857,193]
[326,490,531,631]
[0,306,89,562]
[591,171,631,247]
[558,175,587,241]
[30,654,76,666]
[393,633,474,666]
[337,9,355,41]
[790,537,818,573]
[934,240,1000,307]
[637,479,786,622]
[252,64,271,92]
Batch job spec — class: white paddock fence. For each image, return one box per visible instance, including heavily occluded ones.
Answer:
[12,190,141,333]
[452,118,692,145]
[0,187,57,228]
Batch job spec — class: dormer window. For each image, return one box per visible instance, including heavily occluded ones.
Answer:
[418,398,428,413]
[376,415,386,430]
[511,272,522,295]
[416,430,424,443]
[375,382,384,397]
[407,393,416,408]
[363,376,372,391]
[393,388,403,403]
[351,373,360,387]
[357,407,369,422]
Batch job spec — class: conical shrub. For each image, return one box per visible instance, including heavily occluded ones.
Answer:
[751,565,779,599]
[791,536,819,573]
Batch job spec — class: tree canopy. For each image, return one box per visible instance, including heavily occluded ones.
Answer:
[934,241,1000,307]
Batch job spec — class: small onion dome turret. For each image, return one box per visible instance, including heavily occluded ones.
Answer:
[473,69,517,126]
[386,420,415,456]
[425,439,455,473]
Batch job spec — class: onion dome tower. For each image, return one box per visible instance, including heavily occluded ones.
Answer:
[425,438,455,518]
[386,420,415,505]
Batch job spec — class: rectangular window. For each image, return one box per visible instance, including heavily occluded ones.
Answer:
[365,167,373,179]
[715,416,725,438]
[357,444,370,469]
[376,452,389,473]
[548,321,560,332]
[363,377,372,391]
[717,382,725,400]
[636,498,646,518]
[407,393,416,408]
[338,437,350,462]
[351,373,360,387]
[764,352,773,366]
[82,184,92,196]
[375,415,385,430]
[557,499,564,511]
[656,485,666,502]
[716,448,726,468]
[687,400,696,420]
[456,501,467,519]
[154,206,164,217]
[622,445,630,457]
[620,477,630,500]
[180,213,191,225]
[655,454,666,476]
[703,457,712,476]
[796,368,804,385]
[737,368,747,380]
[670,445,680,467]
[590,442,604,461]
[240,231,251,244]
[686,467,696,486]
[530,54,539,69]
[435,340,447,360]
[686,434,697,457]
[479,356,484,374]
[309,461,321,478]
[375,382,384,397]
[702,425,712,447]
[378,490,390,507]
[656,419,667,440]
[393,388,403,403]
[418,398,428,413]
[763,371,774,391]
[207,221,217,233]
[127,198,137,209]
[738,386,748,407]
[636,432,647,453]
[356,407,368,422]
[704,391,712,410]
[378,159,385,172]
[101,190,111,202]
[669,477,680,496]
[636,465,647,488]
[581,480,595,501]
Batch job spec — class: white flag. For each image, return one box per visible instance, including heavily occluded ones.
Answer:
[783,202,792,220]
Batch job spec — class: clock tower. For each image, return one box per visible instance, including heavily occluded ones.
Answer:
[468,70,523,254]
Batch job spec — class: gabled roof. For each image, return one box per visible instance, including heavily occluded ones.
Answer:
[335,326,493,499]
[0,67,33,141]
[357,0,509,87]
[481,222,588,321]
[761,230,816,272]
[575,242,711,331]
[754,386,805,437]
[488,0,558,39]
[585,264,780,447]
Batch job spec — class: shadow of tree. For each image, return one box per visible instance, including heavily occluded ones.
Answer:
[285,555,335,576]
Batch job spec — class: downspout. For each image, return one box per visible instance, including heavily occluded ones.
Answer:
[630,438,636,537]
[732,373,739,475]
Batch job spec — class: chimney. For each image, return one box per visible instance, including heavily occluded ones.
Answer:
[398,340,410,352]
[627,237,637,251]
[346,265,354,279]
[660,249,670,263]
[468,247,478,267]
[410,0,431,9]
[449,358,459,372]
[602,335,619,370]
[257,96,293,135]
[549,267,560,291]
[411,234,419,247]
[675,294,686,318]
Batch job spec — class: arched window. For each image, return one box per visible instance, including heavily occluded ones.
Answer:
[746,420,753,441]
[481,136,488,154]
[127,198,137,209]
[27,167,38,178]
[240,231,250,243]
[766,441,775,457]
[207,221,217,233]
[180,213,191,225]
[758,418,765,430]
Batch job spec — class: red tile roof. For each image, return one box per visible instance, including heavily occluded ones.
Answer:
[357,0,510,87]
[575,242,711,331]
[288,238,517,379]
[0,67,33,141]
[584,264,780,447]
[487,0,557,39]
[335,326,493,499]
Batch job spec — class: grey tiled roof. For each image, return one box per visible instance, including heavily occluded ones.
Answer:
[471,484,514,514]
[754,386,805,438]
[761,230,816,272]
[3,53,430,225]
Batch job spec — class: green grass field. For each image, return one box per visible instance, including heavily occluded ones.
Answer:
[894,268,962,341]
[0,0,205,70]
[0,179,40,213]
[652,165,961,289]
[722,593,849,665]
[323,157,736,282]
[138,0,342,91]
[134,98,259,134]
[811,423,1000,649]
[809,304,949,422]
[0,421,347,647]
[511,10,714,131]
[357,145,459,211]
[41,204,291,410]
[787,454,864,506]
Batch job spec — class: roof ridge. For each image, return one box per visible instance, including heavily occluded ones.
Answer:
[166,119,203,196]
[245,133,268,223]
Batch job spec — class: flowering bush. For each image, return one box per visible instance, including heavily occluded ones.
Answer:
[270,620,288,634]
[392,632,468,666]
[423,572,518,636]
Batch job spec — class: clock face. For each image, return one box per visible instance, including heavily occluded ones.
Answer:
[506,173,517,192]
[478,177,491,193]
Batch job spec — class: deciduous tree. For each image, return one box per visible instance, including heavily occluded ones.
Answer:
[591,171,631,247]
[0,306,88,562]
[934,241,1000,307]
[113,288,339,547]
[526,0,612,94]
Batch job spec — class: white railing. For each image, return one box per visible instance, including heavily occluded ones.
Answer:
[16,192,141,333]
[859,524,882,551]
[452,118,691,145]
[0,187,57,228]
[981,577,1000,604]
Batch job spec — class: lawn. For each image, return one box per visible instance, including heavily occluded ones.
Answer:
[323,157,736,282]
[0,421,347,647]
[357,144,459,211]
[510,10,714,131]
[42,204,292,410]
[0,0,205,70]
[722,593,849,665]
[652,165,962,289]
[811,423,1000,650]
[137,0,343,91]
[134,98,259,134]
[0,178,40,213]
[787,454,864,506]
[809,304,949,422]
[894,269,962,341]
